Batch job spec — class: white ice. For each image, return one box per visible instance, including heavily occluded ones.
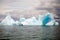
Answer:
[19,17,26,23]
[1,15,15,25]
[21,17,40,25]
[0,12,59,26]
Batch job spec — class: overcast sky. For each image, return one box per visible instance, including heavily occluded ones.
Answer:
[0,0,57,14]
[0,0,40,10]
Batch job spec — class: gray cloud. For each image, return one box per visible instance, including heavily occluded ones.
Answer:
[1,0,39,10]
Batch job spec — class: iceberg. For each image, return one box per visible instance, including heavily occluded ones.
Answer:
[0,12,59,26]
[1,15,15,25]
[21,13,59,25]
[42,12,59,25]
[21,17,39,25]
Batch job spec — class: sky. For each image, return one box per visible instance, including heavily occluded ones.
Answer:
[0,0,39,10]
[1,0,57,10]
[0,0,59,20]
[0,0,41,15]
[0,0,58,16]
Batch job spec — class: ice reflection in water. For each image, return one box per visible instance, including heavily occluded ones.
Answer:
[0,25,58,40]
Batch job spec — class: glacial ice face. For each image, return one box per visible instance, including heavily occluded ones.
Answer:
[1,15,15,25]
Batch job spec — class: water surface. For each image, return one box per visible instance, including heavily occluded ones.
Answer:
[0,25,59,40]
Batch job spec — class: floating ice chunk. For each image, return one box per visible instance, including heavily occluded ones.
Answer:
[42,12,57,25]
[42,12,59,25]
[1,12,59,26]
[1,15,15,25]
[21,17,39,25]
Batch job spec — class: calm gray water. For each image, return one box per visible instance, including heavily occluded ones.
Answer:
[0,25,59,40]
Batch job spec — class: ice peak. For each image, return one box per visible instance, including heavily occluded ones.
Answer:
[1,15,15,25]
